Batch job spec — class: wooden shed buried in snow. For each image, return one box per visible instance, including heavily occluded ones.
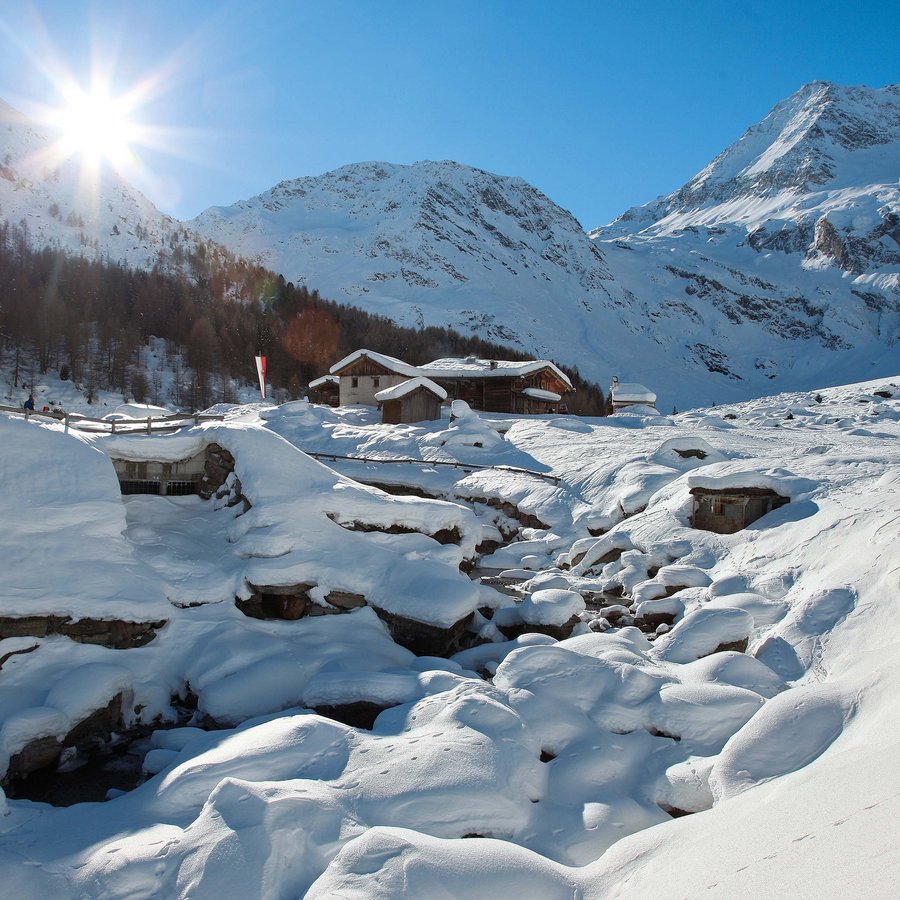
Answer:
[608,377,659,414]
[690,486,790,534]
[375,377,447,424]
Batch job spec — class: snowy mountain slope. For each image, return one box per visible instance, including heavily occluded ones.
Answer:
[188,159,619,350]
[600,82,900,242]
[590,82,899,395]
[0,99,198,272]
[2,83,897,412]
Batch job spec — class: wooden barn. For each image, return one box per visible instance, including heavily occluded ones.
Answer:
[307,374,340,406]
[375,377,447,424]
[329,350,420,406]
[421,357,573,414]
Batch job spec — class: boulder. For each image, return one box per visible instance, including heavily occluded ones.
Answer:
[373,608,474,657]
[235,583,314,620]
[653,607,754,664]
[325,590,368,611]
[634,597,685,633]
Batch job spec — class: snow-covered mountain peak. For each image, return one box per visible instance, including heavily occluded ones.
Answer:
[599,81,900,237]
[189,97,899,410]
[196,159,589,272]
[190,158,614,350]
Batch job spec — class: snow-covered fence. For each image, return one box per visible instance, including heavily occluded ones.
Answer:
[304,450,561,486]
[0,405,224,434]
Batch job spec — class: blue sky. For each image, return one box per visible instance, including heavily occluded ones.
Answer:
[1,0,897,227]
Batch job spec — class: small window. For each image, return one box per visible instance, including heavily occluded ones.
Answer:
[351,377,359,388]
[373,376,380,388]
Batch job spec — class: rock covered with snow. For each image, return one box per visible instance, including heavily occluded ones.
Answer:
[519,589,585,626]
[652,607,755,663]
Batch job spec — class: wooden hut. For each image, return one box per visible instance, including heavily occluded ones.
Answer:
[375,377,447,424]
[329,350,573,414]
[308,374,340,407]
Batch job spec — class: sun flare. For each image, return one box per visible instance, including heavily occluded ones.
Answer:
[54,85,136,169]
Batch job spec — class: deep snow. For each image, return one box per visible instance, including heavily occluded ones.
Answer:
[0,375,898,897]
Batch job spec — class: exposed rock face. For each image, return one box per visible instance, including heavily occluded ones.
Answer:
[0,616,165,648]
[235,583,314,620]
[233,583,472,657]
[61,693,126,750]
[812,216,855,271]
[710,637,750,655]
[5,736,62,781]
[331,518,463,546]
[373,608,475,657]
[324,590,368,610]
[496,615,581,642]
[635,609,680,633]
[4,691,128,785]
[461,496,549,531]
[201,443,251,512]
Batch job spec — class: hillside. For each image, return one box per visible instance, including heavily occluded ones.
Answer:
[593,81,899,394]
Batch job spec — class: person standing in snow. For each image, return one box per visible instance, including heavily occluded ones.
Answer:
[23,394,35,411]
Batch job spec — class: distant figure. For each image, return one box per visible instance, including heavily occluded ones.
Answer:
[42,405,50,413]
[23,395,35,411]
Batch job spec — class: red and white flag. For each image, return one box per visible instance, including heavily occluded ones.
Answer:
[255,355,267,400]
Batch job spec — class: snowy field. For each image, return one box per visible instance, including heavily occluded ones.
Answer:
[0,376,898,898]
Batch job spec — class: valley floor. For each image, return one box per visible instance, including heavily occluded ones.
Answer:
[0,376,898,897]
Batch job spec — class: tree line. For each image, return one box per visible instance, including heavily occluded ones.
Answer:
[0,220,605,414]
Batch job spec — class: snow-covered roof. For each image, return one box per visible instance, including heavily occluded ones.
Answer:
[330,349,420,377]
[611,382,656,403]
[328,351,573,390]
[375,377,448,402]
[422,357,572,388]
[687,468,817,500]
[521,387,561,402]
[308,375,339,388]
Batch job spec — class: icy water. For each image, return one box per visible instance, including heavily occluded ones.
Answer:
[7,734,154,807]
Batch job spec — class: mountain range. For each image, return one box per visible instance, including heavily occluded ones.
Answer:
[2,82,897,411]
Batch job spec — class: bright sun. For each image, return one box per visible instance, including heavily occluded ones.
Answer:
[55,85,135,168]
